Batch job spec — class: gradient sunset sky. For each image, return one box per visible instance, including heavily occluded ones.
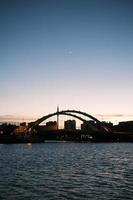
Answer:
[0,0,133,123]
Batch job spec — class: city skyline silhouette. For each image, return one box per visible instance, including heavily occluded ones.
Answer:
[0,0,133,123]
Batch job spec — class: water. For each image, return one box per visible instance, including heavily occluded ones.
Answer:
[0,142,133,200]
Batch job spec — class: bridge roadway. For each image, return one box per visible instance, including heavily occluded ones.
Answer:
[34,128,114,142]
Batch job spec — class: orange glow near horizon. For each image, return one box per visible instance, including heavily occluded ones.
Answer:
[0,111,133,126]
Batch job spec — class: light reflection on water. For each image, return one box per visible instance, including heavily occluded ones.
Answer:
[0,143,133,200]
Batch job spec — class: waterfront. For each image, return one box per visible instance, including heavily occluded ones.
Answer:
[0,143,133,200]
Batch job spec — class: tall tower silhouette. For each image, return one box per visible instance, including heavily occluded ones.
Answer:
[57,106,59,130]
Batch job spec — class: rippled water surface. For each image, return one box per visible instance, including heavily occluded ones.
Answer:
[0,142,133,200]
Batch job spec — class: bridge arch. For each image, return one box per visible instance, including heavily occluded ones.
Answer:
[28,110,109,132]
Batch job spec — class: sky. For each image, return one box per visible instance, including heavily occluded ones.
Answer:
[0,0,133,123]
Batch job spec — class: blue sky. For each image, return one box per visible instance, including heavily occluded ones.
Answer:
[0,0,133,123]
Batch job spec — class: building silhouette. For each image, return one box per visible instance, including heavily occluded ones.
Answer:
[114,121,133,132]
[45,121,57,130]
[64,120,76,130]
[81,120,95,131]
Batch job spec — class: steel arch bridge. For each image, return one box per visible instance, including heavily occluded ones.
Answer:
[28,110,111,133]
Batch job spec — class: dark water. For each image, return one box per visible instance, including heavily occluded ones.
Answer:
[0,142,133,200]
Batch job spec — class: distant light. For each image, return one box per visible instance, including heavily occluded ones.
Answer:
[68,50,72,55]
[27,143,32,147]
